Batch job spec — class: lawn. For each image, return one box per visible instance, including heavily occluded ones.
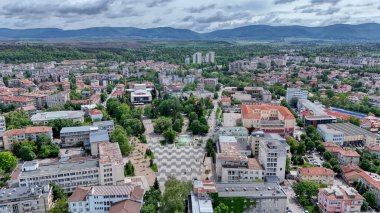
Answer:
[209,193,255,213]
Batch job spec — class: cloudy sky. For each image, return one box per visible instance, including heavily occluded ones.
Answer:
[0,0,379,32]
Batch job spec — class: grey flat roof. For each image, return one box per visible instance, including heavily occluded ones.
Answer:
[31,111,84,121]
[90,130,109,143]
[93,120,114,126]
[190,192,214,213]
[0,184,50,202]
[298,99,327,116]
[320,123,379,138]
[218,127,249,136]
[19,159,98,177]
[60,126,98,134]
[219,136,237,143]
[216,182,287,198]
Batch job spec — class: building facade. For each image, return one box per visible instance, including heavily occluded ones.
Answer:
[2,126,53,150]
[0,115,6,134]
[0,183,53,213]
[215,182,287,213]
[46,91,70,108]
[297,167,335,186]
[31,111,84,125]
[286,88,308,102]
[18,143,125,193]
[318,186,364,213]
[258,138,287,181]
[60,126,99,147]
[241,105,295,134]
[318,123,380,146]
[68,185,144,213]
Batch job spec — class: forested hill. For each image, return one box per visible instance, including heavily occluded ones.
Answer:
[1,23,380,41]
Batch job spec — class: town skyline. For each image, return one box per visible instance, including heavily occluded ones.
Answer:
[0,0,379,32]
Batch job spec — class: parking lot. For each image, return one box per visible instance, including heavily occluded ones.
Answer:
[306,151,324,166]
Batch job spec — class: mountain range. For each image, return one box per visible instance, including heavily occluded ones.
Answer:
[1,23,380,41]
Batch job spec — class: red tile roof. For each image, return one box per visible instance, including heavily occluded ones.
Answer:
[0,96,33,102]
[367,145,380,152]
[90,109,103,115]
[299,167,335,176]
[241,105,295,120]
[68,187,90,202]
[3,126,52,136]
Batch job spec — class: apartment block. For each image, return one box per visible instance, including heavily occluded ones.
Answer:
[93,120,115,135]
[68,185,144,213]
[286,88,308,102]
[204,51,215,64]
[192,52,202,64]
[244,87,272,103]
[323,142,360,165]
[2,126,53,150]
[215,136,264,182]
[0,96,34,108]
[241,104,295,134]
[60,126,99,147]
[90,130,110,156]
[318,186,364,213]
[46,91,70,108]
[20,92,48,109]
[98,142,125,186]
[0,115,5,133]
[0,183,53,213]
[297,167,335,186]
[216,127,249,144]
[258,137,287,181]
[251,131,290,158]
[31,111,84,125]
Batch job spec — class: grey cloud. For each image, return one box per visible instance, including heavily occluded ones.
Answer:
[185,4,216,13]
[310,0,341,5]
[346,3,373,7]
[2,0,116,16]
[194,11,249,24]
[301,7,340,15]
[274,0,297,5]
[318,7,340,15]
[146,0,173,8]
[152,18,161,23]
[182,15,194,22]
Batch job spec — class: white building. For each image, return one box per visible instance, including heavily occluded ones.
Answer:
[286,88,308,102]
[205,52,215,64]
[127,83,153,104]
[17,143,125,193]
[93,120,115,135]
[193,52,202,64]
[185,57,190,65]
[215,136,264,182]
[0,115,6,134]
[60,126,99,147]
[46,91,70,108]
[318,123,380,146]
[317,124,344,145]
[0,183,53,213]
[31,111,84,125]
[258,137,287,182]
[68,185,144,213]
